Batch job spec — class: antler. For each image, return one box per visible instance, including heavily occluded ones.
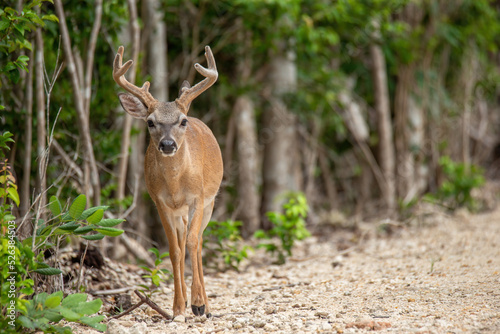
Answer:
[113,46,157,108]
[177,46,218,110]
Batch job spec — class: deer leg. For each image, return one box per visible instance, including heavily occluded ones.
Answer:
[158,208,186,317]
[187,201,206,316]
[197,200,215,316]
[180,216,188,306]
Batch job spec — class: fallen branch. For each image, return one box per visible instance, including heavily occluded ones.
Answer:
[110,299,144,320]
[89,287,135,295]
[134,290,172,320]
[110,290,172,320]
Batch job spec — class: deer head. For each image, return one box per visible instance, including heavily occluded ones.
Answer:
[113,46,218,157]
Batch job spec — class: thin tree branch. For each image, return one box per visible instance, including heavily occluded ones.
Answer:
[52,138,84,179]
[54,0,101,205]
[76,241,89,292]
[83,0,103,114]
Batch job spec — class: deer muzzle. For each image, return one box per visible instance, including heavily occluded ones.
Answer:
[159,139,177,156]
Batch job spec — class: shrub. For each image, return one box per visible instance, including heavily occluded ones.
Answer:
[255,192,310,264]
[138,247,171,296]
[203,220,252,272]
[426,156,485,211]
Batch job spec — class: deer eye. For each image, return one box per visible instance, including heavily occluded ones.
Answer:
[147,120,155,128]
[180,119,188,127]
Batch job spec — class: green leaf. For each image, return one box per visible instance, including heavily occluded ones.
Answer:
[96,227,124,237]
[61,293,88,308]
[57,221,80,231]
[49,196,62,217]
[18,315,34,329]
[86,209,103,224]
[45,292,62,308]
[44,309,64,322]
[80,315,106,331]
[34,267,63,275]
[73,225,94,235]
[0,20,10,31]
[152,274,160,286]
[80,206,109,220]
[60,307,81,321]
[42,14,59,23]
[7,187,20,206]
[148,247,160,258]
[81,233,105,240]
[14,23,25,35]
[75,298,102,315]
[69,194,86,219]
[97,218,124,227]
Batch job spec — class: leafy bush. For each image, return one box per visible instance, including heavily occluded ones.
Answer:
[18,292,105,333]
[0,1,57,85]
[203,220,252,272]
[427,156,485,211]
[138,247,171,296]
[255,192,310,264]
[1,132,122,333]
[1,192,122,332]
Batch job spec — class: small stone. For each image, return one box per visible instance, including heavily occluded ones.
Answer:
[232,321,244,329]
[264,305,277,314]
[106,320,128,334]
[252,319,266,328]
[194,315,207,323]
[129,322,148,334]
[264,323,277,331]
[173,315,186,323]
[321,322,333,331]
[315,310,329,318]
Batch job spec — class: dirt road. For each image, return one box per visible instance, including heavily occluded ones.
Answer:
[77,206,500,333]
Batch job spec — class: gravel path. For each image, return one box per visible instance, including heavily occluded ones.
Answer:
[75,206,500,334]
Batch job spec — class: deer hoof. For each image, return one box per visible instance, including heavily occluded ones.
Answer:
[206,312,212,318]
[192,304,205,316]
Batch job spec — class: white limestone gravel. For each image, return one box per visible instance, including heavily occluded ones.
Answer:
[75,206,500,334]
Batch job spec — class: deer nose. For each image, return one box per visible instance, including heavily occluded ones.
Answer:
[159,139,176,154]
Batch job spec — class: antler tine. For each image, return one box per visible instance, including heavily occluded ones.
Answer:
[177,46,218,110]
[113,46,157,108]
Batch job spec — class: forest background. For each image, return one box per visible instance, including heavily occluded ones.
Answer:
[2,0,500,256]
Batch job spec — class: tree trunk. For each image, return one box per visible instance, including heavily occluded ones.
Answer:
[116,0,140,209]
[261,50,297,227]
[234,96,260,238]
[394,64,414,200]
[35,27,46,215]
[54,0,101,205]
[147,0,168,102]
[369,42,396,213]
[21,47,33,218]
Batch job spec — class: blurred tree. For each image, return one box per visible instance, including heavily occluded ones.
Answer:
[2,0,500,253]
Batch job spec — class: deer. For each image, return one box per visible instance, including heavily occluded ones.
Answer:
[112,45,223,320]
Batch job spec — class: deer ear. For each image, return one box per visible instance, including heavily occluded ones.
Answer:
[118,93,148,120]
